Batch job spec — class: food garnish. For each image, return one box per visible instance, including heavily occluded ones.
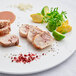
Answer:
[45,7,67,32]
[11,53,39,64]
[30,13,43,23]
[41,6,49,16]
[53,30,65,41]
[56,20,72,34]
[30,6,72,41]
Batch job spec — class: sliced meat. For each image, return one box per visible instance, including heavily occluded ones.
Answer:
[0,25,11,36]
[0,20,10,29]
[33,31,54,49]
[19,24,32,38]
[27,26,42,42]
[0,34,19,47]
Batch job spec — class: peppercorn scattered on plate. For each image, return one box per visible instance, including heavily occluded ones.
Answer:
[0,0,76,74]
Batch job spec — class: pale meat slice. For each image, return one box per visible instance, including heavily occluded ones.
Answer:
[0,34,19,47]
[33,31,54,49]
[0,25,11,36]
[27,26,42,42]
[0,20,10,28]
[19,24,32,38]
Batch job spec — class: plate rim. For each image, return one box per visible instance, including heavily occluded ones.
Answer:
[0,49,75,75]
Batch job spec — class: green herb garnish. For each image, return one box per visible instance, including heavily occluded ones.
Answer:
[45,7,67,32]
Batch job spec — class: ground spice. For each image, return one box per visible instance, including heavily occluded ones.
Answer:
[11,53,39,64]
[10,46,57,64]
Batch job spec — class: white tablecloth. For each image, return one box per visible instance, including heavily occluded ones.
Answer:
[0,51,76,76]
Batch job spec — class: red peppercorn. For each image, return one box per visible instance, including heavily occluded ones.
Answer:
[11,53,39,64]
[31,57,35,60]
[14,57,17,59]
[31,54,35,56]
[11,60,14,62]
[36,56,38,58]
[11,57,13,59]
[42,53,44,55]
[24,54,27,57]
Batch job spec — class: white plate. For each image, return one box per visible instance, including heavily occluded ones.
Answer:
[0,0,76,74]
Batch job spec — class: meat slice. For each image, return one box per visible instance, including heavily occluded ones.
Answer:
[0,20,10,29]
[27,26,42,42]
[0,34,19,47]
[33,31,54,49]
[0,25,11,36]
[19,24,32,38]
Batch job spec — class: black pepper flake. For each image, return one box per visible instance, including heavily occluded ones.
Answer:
[10,53,12,55]
[48,50,50,52]
[57,52,59,54]
[56,42,57,43]
[4,56,6,58]
[53,55,55,56]
[17,25,19,27]
[56,45,58,46]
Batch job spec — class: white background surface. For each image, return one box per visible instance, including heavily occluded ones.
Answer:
[0,50,76,76]
[0,0,76,75]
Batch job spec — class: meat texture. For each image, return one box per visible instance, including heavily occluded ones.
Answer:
[0,34,19,47]
[0,20,11,36]
[27,26,42,42]
[19,24,32,38]
[19,24,54,49]
[0,26,11,36]
[33,31,54,49]
[0,20,10,28]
